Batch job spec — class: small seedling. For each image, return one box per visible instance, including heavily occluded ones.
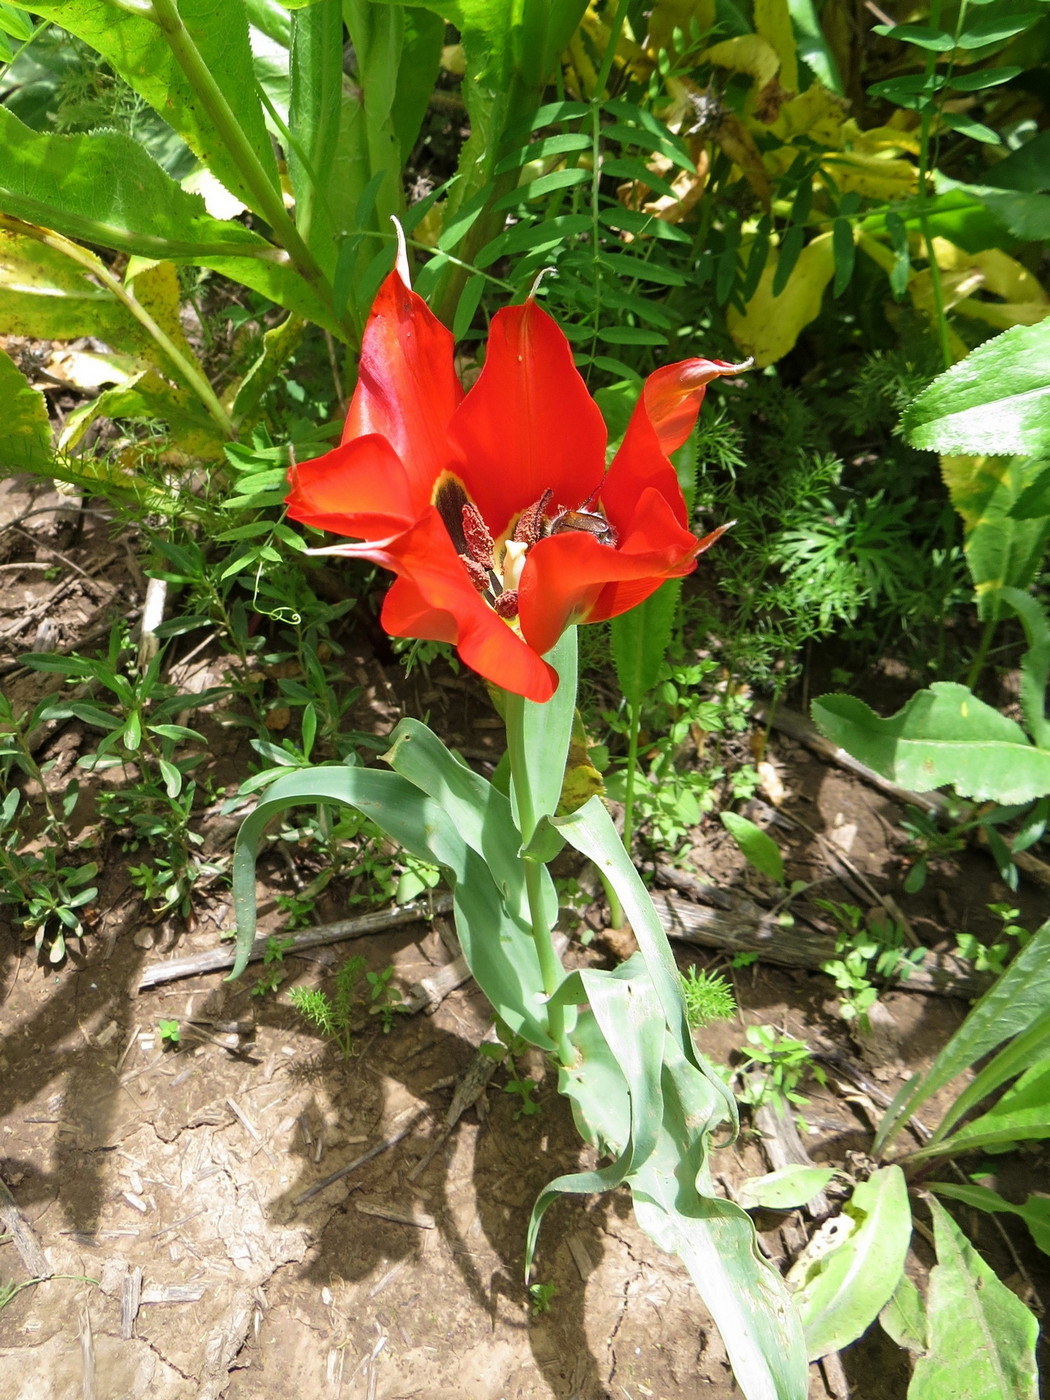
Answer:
[681,965,737,1029]
[365,964,407,1032]
[954,903,1031,976]
[815,899,925,1030]
[158,1019,181,1047]
[289,954,365,1060]
[529,1281,557,1315]
[505,1075,542,1119]
[251,935,295,997]
[738,1025,825,1121]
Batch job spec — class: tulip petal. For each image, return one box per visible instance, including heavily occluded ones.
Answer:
[285,435,416,538]
[518,488,706,656]
[372,513,558,702]
[602,357,751,527]
[448,298,608,536]
[342,271,464,504]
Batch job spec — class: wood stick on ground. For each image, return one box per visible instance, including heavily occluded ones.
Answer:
[656,887,990,999]
[291,1110,426,1207]
[0,1176,51,1279]
[138,893,454,989]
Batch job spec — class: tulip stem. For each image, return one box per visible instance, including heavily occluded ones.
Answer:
[503,693,572,1066]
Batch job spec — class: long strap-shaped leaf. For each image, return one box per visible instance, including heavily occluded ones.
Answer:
[525,961,666,1273]
[555,794,735,1117]
[230,764,554,1047]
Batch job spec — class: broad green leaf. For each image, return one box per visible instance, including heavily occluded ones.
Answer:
[928,1181,1050,1256]
[957,11,1044,47]
[790,1166,911,1360]
[287,0,351,267]
[611,580,681,708]
[9,0,280,212]
[997,588,1050,753]
[0,347,54,474]
[555,796,728,1096]
[0,108,268,258]
[0,110,341,334]
[517,627,578,836]
[229,765,552,1046]
[382,716,558,932]
[902,321,1050,458]
[873,22,955,50]
[812,684,1050,804]
[631,1036,808,1400]
[874,918,1050,1152]
[59,369,226,461]
[930,1057,1050,1155]
[940,454,1050,618]
[737,1165,838,1211]
[879,1274,928,1354]
[720,812,785,885]
[910,1196,1039,1400]
[934,174,1050,242]
[528,962,667,1264]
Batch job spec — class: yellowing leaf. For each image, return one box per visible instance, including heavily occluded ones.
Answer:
[702,35,781,98]
[754,0,798,93]
[822,150,917,201]
[842,120,921,156]
[127,259,202,378]
[728,230,835,366]
[771,83,849,145]
[645,0,716,57]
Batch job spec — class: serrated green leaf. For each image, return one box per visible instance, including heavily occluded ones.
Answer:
[791,1166,911,1360]
[8,0,280,212]
[910,1197,1039,1400]
[812,683,1050,803]
[0,346,53,475]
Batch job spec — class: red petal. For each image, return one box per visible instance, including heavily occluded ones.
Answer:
[285,435,416,538]
[517,490,704,655]
[448,299,607,536]
[601,357,750,528]
[377,514,558,702]
[636,357,752,456]
[342,271,464,505]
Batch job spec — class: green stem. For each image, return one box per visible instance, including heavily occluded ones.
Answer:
[503,691,572,1064]
[916,0,952,370]
[23,222,234,438]
[148,0,344,335]
[966,613,997,691]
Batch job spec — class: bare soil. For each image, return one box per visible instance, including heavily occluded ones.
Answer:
[1,471,1047,1400]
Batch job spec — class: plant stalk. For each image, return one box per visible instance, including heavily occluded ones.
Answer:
[148,0,347,337]
[8,218,234,438]
[503,690,572,1064]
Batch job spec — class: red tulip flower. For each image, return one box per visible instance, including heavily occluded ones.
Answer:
[285,266,749,703]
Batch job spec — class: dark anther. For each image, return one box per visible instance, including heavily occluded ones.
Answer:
[459,556,491,593]
[513,488,553,546]
[461,502,495,570]
[492,590,520,619]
